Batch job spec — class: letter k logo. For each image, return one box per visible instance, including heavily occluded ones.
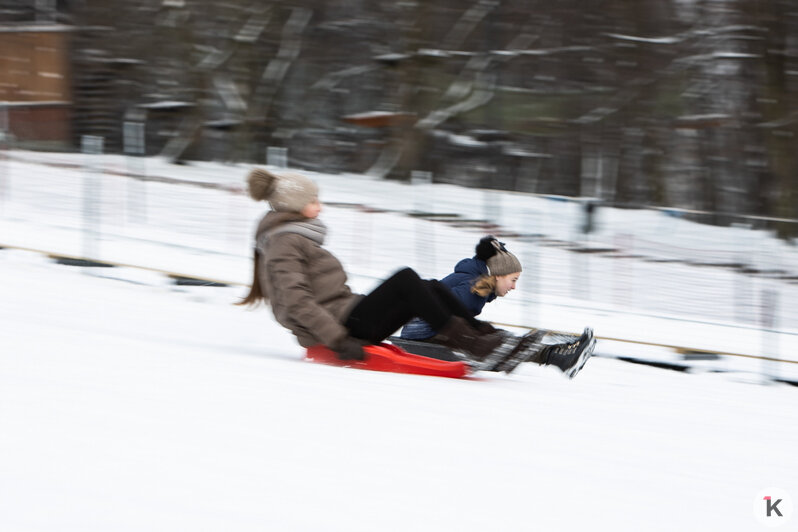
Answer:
[765,496,784,517]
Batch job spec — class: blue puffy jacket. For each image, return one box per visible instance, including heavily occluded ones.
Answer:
[399,257,496,340]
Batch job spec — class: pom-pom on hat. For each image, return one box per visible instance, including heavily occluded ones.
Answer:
[246,168,319,213]
[475,236,522,276]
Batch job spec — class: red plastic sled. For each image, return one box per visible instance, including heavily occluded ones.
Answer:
[306,342,470,379]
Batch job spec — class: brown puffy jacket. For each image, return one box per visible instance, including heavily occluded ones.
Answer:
[254,211,362,348]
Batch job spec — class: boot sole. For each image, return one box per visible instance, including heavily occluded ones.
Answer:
[565,330,596,379]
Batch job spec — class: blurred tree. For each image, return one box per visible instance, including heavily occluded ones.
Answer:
[741,0,798,237]
[13,0,795,235]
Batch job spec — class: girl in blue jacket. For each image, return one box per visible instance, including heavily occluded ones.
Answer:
[400,236,521,340]
[398,236,595,378]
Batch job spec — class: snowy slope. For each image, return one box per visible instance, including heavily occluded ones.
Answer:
[0,249,795,532]
[1,150,797,530]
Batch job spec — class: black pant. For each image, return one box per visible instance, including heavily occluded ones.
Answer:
[344,267,477,344]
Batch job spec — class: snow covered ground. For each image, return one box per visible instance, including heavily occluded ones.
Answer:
[0,150,796,530]
[1,250,796,531]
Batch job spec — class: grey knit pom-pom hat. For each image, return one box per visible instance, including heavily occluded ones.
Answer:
[246,168,319,213]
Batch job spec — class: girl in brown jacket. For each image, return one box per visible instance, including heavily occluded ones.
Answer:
[238,168,519,362]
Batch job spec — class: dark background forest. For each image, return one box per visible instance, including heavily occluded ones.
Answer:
[4,0,798,236]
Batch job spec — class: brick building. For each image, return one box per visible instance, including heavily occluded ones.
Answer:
[0,25,73,148]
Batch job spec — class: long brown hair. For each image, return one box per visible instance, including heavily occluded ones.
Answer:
[471,275,496,297]
[236,250,268,306]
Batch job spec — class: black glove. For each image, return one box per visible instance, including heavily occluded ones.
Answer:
[332,336,368,361]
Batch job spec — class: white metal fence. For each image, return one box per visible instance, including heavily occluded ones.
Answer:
[1,141,797,381]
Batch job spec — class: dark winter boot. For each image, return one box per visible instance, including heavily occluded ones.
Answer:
[542,327,595,379]
[433,316,520,368]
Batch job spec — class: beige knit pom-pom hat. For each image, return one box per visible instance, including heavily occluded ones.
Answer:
[246,168,319,212]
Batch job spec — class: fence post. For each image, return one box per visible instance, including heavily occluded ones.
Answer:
[760,288,779,385]
[482,187,500,227]
[411,171,434,276]
[732,223,754,325]
[81,135,104,260]
[523,208,540,327]
[123,120,147,223]
[267,147,287,168]
[571,200,589,301]
[613,233,634,309]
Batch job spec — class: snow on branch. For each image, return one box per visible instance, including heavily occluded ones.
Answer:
[604,33,683,45]
[234,11,271,44]
[605,25,764,46]
[311,65,378,91]
[757,111,798,129]
[675,51,760,65]
[260,8,312,86]
[441,0,498,51]
[416,73,495,130]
